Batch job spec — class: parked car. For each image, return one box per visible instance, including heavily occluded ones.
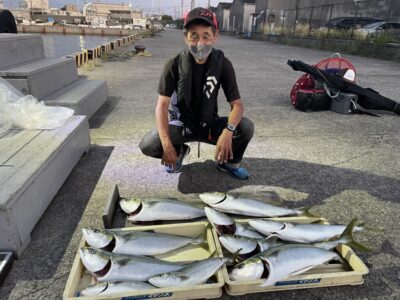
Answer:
[326,17,383,30]
[358,21,400,35]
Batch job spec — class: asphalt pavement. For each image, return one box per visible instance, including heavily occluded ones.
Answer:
[1,29,399,300]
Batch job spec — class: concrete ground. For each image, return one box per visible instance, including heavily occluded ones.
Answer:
[1,29,399,300]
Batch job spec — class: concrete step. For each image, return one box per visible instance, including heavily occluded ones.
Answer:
[0,34,45,69]
[0,57,79,99]
[0,115,89,255]
[43,79,108,118]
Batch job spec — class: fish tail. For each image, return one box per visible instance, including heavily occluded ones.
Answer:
[340,218,371,252]
[231,248,244,264]
[297,207,320,218]
[194,225,209,243]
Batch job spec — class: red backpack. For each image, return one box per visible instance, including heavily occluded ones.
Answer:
[290,54,356,111]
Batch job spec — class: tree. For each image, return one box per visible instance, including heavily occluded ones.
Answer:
[161,15,173,21]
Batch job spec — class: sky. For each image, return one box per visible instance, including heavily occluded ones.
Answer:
[2,0,230,16]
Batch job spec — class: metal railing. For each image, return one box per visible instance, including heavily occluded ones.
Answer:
[252,0,399,42]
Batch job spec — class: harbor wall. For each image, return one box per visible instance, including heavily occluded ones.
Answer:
[17,25,136,36]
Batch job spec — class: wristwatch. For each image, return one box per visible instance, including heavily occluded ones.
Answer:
[226,123,236,132]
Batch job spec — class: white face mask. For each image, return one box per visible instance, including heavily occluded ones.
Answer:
[189,44,213,61]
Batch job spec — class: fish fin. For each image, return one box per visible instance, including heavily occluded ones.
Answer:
[289,265,317,276]
[297,207,320,218]
[192,225,210,251]
[264,234,280,242]
[231,248,243,264]
[347,240,372,252]
[339,218,372,252]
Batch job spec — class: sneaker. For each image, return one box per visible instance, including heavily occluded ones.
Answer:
[165,144,190,173]
[217,163,249,180]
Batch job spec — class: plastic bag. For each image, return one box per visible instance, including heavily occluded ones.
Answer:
[0,79,74,130]
[0,117,12,137]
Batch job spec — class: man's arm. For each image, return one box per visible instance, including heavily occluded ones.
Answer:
[215,98,244,163]
[155,95,178,169]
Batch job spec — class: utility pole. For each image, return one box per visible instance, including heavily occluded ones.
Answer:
[181,0,183,17]
[191,0,195,10]
[208,0,210,8]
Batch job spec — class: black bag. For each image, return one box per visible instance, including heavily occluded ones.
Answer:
[295,89,331,111]
[330,93,358,114]
[288,59,400,115]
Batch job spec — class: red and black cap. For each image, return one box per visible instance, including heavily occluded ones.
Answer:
[184,7,218,29]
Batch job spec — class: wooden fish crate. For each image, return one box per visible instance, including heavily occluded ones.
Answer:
[211,216,369,296]
[63,221,224,300]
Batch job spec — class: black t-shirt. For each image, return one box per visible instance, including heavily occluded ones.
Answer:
[158,51,241,126]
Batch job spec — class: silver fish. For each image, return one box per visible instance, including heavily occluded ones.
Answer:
[219,235,285,258]
[120,198,205,222]
[229,244,340,286]
[219,235,258,255]
[204,207,263,238]
[79,247,186,282]
[82,227,204,256]
[148,258,226,287]
[235,223,264,239]
[249,218,363,243]
[222,219,369,258]
[80,281,155,297]
[204,207,236,235]
[200,192,301,217]
[257,235,287,252]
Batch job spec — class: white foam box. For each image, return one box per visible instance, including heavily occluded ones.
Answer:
[63,221,224,300]
[212,216,369,296]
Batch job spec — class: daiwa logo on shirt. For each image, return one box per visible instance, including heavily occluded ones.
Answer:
[204,76,217,98]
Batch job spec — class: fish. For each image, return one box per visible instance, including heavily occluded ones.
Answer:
[199,192,302,217]
[204,207,236,235]
[235,223,264,239]
[229,244,340,286]
[148,258,226,287]
[80,281,155,297]
[120,198,205,222]
[204,207,263,238]
[82,227,205,256]
[79,247,186,282]
[221,220,370,257]
[219,234,288,256]
[248,218,364,243]
[219,235,259,257]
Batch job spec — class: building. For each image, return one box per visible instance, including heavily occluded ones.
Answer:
[24,0,48,12]
[61,4,78,13]
[82,2,145,26]
[216,2,232,31]
[83,2,127,25]
[230,0,256,33]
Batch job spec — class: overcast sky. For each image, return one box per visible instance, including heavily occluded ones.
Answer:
[3,0,231,16]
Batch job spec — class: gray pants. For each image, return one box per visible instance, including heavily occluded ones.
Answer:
[139,117,254,164]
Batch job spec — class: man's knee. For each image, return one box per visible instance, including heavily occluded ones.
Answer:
[239,117,254,141]
[139,129,160,158]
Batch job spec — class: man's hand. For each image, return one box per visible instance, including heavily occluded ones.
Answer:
[161,142,178,170]
[215,129,234,163]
